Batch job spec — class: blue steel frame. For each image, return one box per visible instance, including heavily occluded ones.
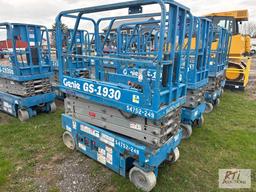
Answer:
[67,29,95,76]
[0,23,53,81]
[62,114,182,177]
[205,26,231,103]
[51,28,93,100]
[181,17,212,126]
[208,26,231,78]
[186,17,212,90]
[55,0,193,120]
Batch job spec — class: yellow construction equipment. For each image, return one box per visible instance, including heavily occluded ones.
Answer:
[206,10,251,90]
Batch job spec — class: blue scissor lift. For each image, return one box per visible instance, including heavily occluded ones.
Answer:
[56,1,192,191]
[180,17,212,139]
[0,23,56,121]
[204,26,231,113]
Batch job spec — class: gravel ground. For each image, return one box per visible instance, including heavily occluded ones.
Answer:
[30,152,113,192]
[24,152,112,192]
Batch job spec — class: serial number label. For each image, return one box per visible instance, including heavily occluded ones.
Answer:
[63,78,121,101]
[0,67,14,75]
[115,140,139,155]
[126,105,155,119]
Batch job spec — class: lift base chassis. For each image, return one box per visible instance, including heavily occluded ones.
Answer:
[0,91,55,120]
[181,103,205,126]
[205,76,225,104]
[65,96,181,147]
[62,114,182,184]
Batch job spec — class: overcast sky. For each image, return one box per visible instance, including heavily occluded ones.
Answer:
[0,0,255,28]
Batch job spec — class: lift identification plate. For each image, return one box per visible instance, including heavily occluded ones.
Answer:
[62,77,121,101]
[115,140,140,155]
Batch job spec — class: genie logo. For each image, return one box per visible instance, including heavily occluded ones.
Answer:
[63,78,81,90]
[0,66,14,75]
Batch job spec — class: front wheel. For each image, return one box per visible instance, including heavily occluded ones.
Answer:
[129,167,156,192]
[18,109,30,122]
[63,131,76,150]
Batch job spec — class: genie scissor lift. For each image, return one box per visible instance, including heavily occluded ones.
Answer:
[56,1,193,191]
[180,17,212,138]
[204,26,231,113]
[0,23,56,121]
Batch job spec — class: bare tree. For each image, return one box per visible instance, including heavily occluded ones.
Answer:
[241,21,256,37]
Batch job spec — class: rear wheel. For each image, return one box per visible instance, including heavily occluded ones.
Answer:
[129,167,156,192]
[168,147,180,163]
[220,89,224,97]
[198,115,205,128]
[181,124,192,139]
[49,102,57,113]
[205,102,213,114]
[63,131,76,150]
[214,98,220,106]
[18,109,30,122]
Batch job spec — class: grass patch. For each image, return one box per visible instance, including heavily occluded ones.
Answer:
[0,91,255,191]
[110,91,256,191]
[0,107,66,191]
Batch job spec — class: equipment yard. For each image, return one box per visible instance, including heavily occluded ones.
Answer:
[0,0,255,191]
[0,60,255,191]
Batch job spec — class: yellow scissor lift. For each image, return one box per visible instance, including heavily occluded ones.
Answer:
[207,10,251,90]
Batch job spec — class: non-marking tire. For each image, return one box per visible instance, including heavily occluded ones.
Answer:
[198,115,205,128]
[181,124,192,139]
[63,131,76,150]
[50,102,57,113]
[205,102,213,114]
[220,89,224,97]
[214,98,220,106]
[129,167,156,192]
[168,147,180,163]
[18,109,30,122]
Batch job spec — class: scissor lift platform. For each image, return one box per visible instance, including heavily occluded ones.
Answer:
[0,23,56,120]
[204,26,231,113]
